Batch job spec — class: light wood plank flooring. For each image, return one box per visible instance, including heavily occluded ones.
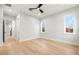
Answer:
[0,37,79,55]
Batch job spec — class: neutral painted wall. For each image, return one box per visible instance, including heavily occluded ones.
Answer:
[0,5,3,43]
[15,13,40,41]
[40,6,79,44]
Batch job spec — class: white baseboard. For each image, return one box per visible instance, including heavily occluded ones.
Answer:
[19,36,39,42]
[19,35,79,46]
[40,36,79,46]
[0,42,3,46]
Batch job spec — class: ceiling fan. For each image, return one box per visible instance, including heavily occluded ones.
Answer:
[4,4,12,7]
[29,4,44,13]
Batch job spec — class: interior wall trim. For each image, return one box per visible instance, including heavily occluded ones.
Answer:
[0,42,3,46]
[19,35,79,46]
[19,36,39,42]
[39,37,79,46]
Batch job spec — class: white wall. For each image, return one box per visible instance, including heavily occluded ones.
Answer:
[0,5,3,43]
[15,13,40,41]
[40,6,79,44]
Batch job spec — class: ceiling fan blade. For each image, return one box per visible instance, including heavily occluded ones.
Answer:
[37,4,43,8]
[29,8,37,11]
[39,9,44,13]
[4,4,11,7]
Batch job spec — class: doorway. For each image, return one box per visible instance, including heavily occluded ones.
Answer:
[3,18,15,42]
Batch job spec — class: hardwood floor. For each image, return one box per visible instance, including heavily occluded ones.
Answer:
[0,37,79,55]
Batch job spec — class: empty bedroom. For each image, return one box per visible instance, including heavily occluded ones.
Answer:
[0,4,79,55]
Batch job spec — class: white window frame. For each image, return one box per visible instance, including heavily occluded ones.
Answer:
[64,15,76,34]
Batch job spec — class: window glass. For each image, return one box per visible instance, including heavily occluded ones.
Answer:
[64,16,75,33]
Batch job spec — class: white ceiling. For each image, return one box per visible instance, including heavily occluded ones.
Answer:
[3,4,78,18]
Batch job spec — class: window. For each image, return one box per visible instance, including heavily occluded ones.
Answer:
[41,20,45,33]
[64,15,76,34]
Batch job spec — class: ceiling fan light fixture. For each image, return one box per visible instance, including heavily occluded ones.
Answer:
[4,4,12,7]
[37,8,40,10]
